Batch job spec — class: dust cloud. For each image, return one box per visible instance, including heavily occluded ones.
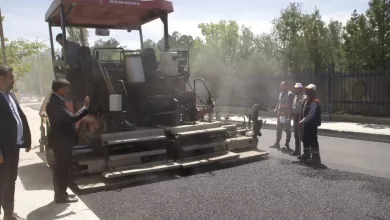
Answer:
[190,47,284,115]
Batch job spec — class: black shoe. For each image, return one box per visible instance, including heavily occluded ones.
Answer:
[55,196,78,203]
[4,213,24,220]
[66,192,77,198]
[297,154,310,160]
[309,157,322,164]
[282,144,291,151]
[270,143,280,149]
[290,151,300,156]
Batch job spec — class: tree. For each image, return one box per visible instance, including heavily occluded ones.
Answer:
[92,38,121,60]
[66,27,89,46]
[0,16,48,78]
[272,2,306,75]
[366,0,390,70]
[144,39,158,51]
[43,0,389,79]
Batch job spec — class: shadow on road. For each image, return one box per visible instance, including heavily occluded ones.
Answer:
[18,162,53,191]
[26,202,72,220]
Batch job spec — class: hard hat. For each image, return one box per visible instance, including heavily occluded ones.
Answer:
[305,84,316,91]
[280,81,288,88]
[294,83,303,89]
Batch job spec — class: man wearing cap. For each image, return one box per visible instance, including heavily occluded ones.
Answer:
[46,78,89,203]
[298,84,322,163]
[291,83,305,156]
[271,81,295,150]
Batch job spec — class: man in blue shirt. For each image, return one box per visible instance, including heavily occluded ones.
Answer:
[298,84,322,163]
[0,65,32,220]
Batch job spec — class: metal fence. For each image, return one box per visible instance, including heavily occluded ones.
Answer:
[194,68,390,117]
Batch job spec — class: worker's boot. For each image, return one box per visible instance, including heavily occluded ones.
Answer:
[309,142,321,164]
[3,213,24,220]
[270,143,281,149]
[310,151,321,164]
[291,137,301,156]
[297,153,310,161]
[282,143,290,151]
[298,143,311,160]
[290,150,300,156]
[310,154,321,164]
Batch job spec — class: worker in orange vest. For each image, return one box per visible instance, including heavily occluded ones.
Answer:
[271,81,295,150]
[298,84,322,163]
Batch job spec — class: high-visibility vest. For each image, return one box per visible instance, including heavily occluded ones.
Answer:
[277,91,293,116]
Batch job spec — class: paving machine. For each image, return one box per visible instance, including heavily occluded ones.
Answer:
[39,0,269,192]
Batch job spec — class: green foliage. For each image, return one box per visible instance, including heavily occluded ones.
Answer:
[139,1,390,78]
[9,1,390,96]
[66,27,89,46]
[0,39,48,78]
[92,38,122,60]
[0,16,48,78]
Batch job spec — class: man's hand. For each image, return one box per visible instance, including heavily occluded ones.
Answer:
[84,96,90,108]
[298,121,304,127]
[25,146,31,152]
[0,154,3,164]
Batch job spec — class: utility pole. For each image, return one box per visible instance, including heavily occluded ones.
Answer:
[0,8,8,65]
[37,52,44,99]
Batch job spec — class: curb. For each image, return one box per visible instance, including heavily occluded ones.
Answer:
[227,120,390,144]
[215,107,390,126]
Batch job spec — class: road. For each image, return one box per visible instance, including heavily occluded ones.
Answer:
[78,129,390,220]
[258,129,390,179]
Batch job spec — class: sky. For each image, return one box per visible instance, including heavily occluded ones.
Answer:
[1,0,370,50]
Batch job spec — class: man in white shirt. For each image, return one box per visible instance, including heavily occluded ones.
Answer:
[290,83,305,156]
[0,65,31,220]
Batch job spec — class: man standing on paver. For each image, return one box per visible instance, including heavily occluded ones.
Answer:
[298,84,322,163]
[55,33,81,67]
[0,65,31,220]
[271,81,295,150]
[46,79,89,203]
[291,83,305,156]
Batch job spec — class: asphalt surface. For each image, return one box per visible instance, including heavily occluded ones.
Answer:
[79,130,390,220]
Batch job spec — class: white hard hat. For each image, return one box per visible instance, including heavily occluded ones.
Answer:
[294,83,303,89]
[305,84,316,91]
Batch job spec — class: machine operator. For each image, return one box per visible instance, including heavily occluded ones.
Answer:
[55,33,81,67]
[271,81,295,150]
[298,84,322,163]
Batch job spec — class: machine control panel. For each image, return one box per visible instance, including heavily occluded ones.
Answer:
[159,50,189,79]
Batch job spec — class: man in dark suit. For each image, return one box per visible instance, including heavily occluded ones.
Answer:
[46,79,89,203]
[0,65,31,220]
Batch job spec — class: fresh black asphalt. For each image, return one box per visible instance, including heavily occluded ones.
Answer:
[79,130,390,220]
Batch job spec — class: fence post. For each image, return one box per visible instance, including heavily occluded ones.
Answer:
[327,64,333,121]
